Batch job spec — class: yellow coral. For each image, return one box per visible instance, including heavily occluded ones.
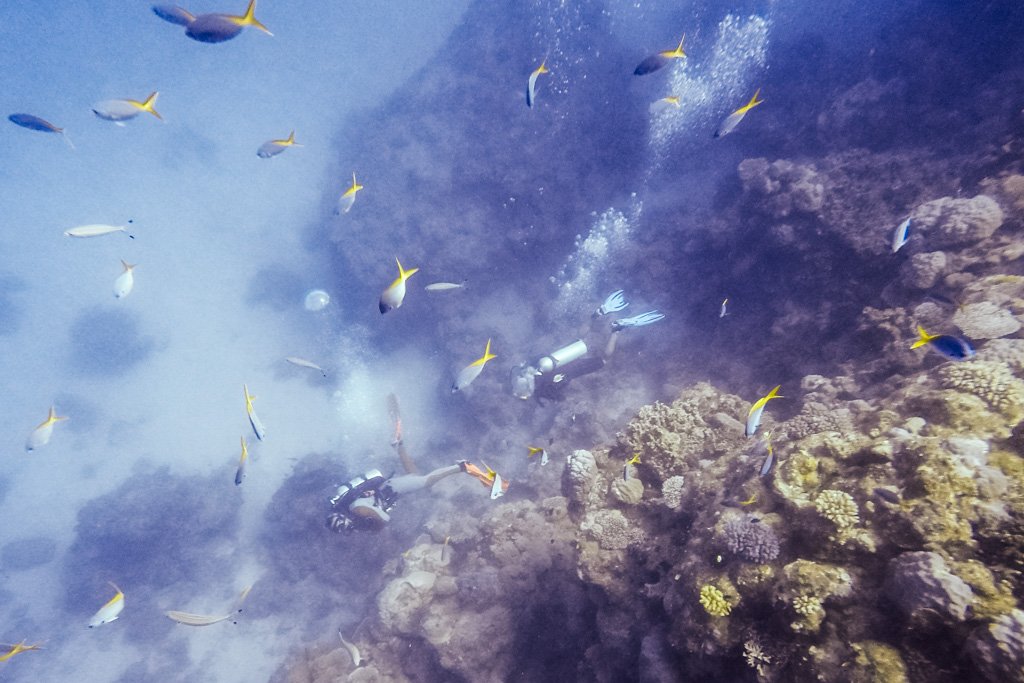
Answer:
[815,489,859,529]
[792,594,824,617]
[699,584,732,617]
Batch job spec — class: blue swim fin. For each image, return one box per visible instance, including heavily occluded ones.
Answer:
[612,310,665,330]
[595,290,629,316]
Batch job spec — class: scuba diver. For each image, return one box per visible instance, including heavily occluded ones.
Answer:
[508,289,665,402]
[326,393,505,533]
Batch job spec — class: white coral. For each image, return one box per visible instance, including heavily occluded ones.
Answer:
[815,489,859,530]
[953,301,1021,340]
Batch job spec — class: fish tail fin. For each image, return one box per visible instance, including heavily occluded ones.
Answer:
[120,259,135,271]
[243,0,273,34]
[61,130,76,151]
[539,61,549,74]
[396,258,418,281]
[748,88,763,108]
[766,384,782,400]
[910,325,936,349]
[473,338,496,366]
[288,130,302,146]
[48,406,69,423]
[675,34,686,56]
[108,581,123,596]
[141,92,162,120]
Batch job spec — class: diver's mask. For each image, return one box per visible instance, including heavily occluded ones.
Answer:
[509,363,539,400]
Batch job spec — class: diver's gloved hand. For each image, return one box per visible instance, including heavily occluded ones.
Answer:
[595,289,629,317]
[612,310,665,331]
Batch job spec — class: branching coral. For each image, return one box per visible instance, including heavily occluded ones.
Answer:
[699,584,732,617]
[815,489,860,530]
[722,516,780,564]
[792,595,824,617]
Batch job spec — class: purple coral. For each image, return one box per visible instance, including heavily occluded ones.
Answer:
[723,516,780,564]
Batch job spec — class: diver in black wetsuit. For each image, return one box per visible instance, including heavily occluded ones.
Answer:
[508,290,665,402]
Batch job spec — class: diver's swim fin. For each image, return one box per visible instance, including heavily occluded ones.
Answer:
[612,310,665,330]
[595,289,629,317]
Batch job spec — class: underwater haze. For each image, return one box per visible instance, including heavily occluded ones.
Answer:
[2,0,1024,682]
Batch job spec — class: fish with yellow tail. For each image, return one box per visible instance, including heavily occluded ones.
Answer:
[92,92,162,124]
[0,641,42,662]
[745,384,781,437]
[88,582,125,628]
[234,436,249,485]
[715,89,763,138]
[451,339,496,392]
[378,258,418,314]
[64,221,135,239]
[180,0,273,44]
[526,60,549,108]
[166,585,253,626]
[243,384,266,441]
[649,96,681,114]
[257,131,301,159]
[463,461,510,497]
[634,35,686,76]
[910,325,975,361]
[26,406,68,452]
[113,260,136,299]
[336,172,363,214]
[527,445,548,466]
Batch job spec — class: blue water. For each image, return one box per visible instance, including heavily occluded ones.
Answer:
[1,0,1022,681]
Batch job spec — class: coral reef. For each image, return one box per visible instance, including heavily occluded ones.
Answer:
[815,489,860,531]
[910,195,1004,248]
[721,515,780,564]
[699,584,732,617]
[884,552,975,624]
[967,608,1024,683]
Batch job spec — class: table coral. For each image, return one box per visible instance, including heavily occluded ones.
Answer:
[938,360,1024,418]
[911,195,1004,248]
[952,301,1021,339]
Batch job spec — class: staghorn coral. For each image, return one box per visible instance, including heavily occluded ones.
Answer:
[699,584,732,617]
[815,489,860,530]
[911,194,1004,248]
[938,360,1024,418]
[952,301,1021,339]
[721,515,780,564]
[743,639,773,678]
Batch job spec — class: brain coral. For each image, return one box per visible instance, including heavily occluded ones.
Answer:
[938,360,1024,416]
[722,516,780,564]
[953,301,1021,340]
[814,489,859,530]
[911,195,1003,248]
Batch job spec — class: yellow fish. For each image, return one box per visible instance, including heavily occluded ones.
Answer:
[88,582,125,628]
[526,60,549,108]
[378,258,418,314]
[0,641,42,662]
[745,385,781,437]
[714,89,763,138]
[336,172,363,214]
[234,436,248,486]
[92,92,162,124]
[25,406,68,452]
[634,35,686,76]
[451,339,497,392]
[649,96,681,114]
[257,131,301,159]
[243,384,266,441]
[627,453,641,466]
[185,0,272,44]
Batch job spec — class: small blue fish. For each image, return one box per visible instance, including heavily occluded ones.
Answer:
[9,114,74,149]
[891,218,911,253]
[910,325,975,361]
[719,298,729,318]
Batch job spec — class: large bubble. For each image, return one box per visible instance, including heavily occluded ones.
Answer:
[304,289,331,311]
